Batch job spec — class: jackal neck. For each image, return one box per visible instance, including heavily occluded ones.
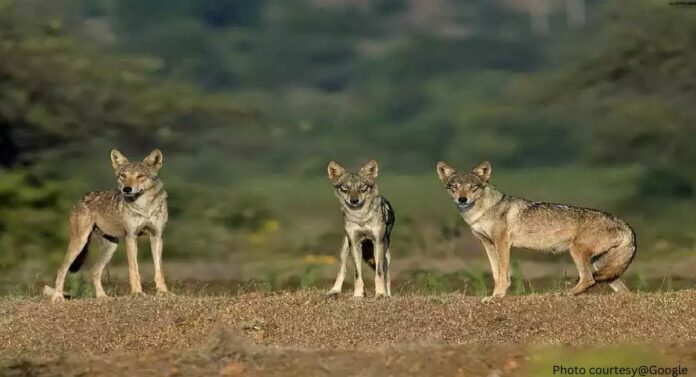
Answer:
[461,185,505,225]
[341,196,381,225]
[121,179,167,217]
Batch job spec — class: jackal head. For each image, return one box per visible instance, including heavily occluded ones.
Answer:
[436,161,492,211]
[110,149,163,199]
[327,160,379,210]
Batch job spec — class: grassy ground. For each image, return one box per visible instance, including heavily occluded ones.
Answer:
[1,291,695,376]
[2,166,695,375]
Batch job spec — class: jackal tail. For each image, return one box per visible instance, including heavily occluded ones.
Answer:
[42,285,72,299]
[68,232,91,272]
[592,227,637,283]
[361,239,376,271]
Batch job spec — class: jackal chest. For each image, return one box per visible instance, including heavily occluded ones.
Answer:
[344,219,383,242]
[120,204,168,236]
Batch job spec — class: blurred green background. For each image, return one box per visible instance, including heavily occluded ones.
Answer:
[1,0,694,295]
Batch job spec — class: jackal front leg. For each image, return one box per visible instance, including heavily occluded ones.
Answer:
[328,237,350,299]
[350,238,365,298]
[150,232,171,296]
[125,234,145,296]
[479,235,510,303]
[373,239,387,298]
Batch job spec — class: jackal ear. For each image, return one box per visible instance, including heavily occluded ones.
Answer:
[110,149,129,170]
[327,161,345,183]
[143,149,163,171]
[359,160,379,179]
[436,161,456,182]
[472,161,492,182]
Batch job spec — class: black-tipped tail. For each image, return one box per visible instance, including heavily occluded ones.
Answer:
[68,234,91,272]
[361,239,376,271]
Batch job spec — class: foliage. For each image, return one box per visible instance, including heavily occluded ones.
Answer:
[1,0,695,277]
[0,0,261,169]
[529,0,696,191]
[0,169,71,268]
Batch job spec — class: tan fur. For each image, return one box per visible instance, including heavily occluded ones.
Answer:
[45,149,170,302]
[437,161,636,302]
[327,160,395,298]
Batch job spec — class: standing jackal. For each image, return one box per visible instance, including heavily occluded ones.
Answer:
[326,160,395,298]
[45,149,170,302]
[436,161,636,302]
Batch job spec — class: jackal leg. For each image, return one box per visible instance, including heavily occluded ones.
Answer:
[350,239,365,298]
[568,244,596,295]
[374,240,387,297]
[328,237,350,298]
[91,236,117,298]
[150,232,170,296]
[384,246,392,297]
[478,237,510,303]
[52,215,92,303]
[125,235,144,296]
[494,237,512,295]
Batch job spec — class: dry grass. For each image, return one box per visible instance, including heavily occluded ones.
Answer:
[1,290,695,376]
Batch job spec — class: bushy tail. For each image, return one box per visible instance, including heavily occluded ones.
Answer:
[68,233,91,272]
[592,228,637,282]
[360,239,376,271]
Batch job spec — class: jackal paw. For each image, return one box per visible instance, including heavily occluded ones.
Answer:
[351,293,365,299]
[565,281,595,296]
[130,291,147,299]
[375,292,389,299]
[51,292,66,303]
[565,289,586,296]
[156,290,175,298]
[95,293,110,300]
[481,295,504,304]
[327,291,340,300]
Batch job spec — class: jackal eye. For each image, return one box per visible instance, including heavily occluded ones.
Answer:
[359,184,369,192]
[137,173,146,179]
[119,173,126,179]
[339,184,349,192]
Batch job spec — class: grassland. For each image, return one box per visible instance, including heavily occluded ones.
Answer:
[1,167,695,375]
[1,291,695,376]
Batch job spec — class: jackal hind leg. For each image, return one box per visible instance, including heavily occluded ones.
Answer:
[53,214,93,302]
[92,235,118,299]
[608,279,631,294]
[568,244,596,295]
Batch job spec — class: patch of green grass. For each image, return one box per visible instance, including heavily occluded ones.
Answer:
[525,345,678,377]
[300,265,320,290]
[403,270,450,295]
[512,259,525,295]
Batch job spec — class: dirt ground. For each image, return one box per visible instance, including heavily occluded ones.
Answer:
[1,290,695,376]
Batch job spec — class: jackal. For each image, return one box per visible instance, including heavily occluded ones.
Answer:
[436,161,636,302]
[326,160,395,298]
[44,149,170,302]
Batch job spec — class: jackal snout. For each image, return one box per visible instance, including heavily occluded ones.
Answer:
[111,149,163,198]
